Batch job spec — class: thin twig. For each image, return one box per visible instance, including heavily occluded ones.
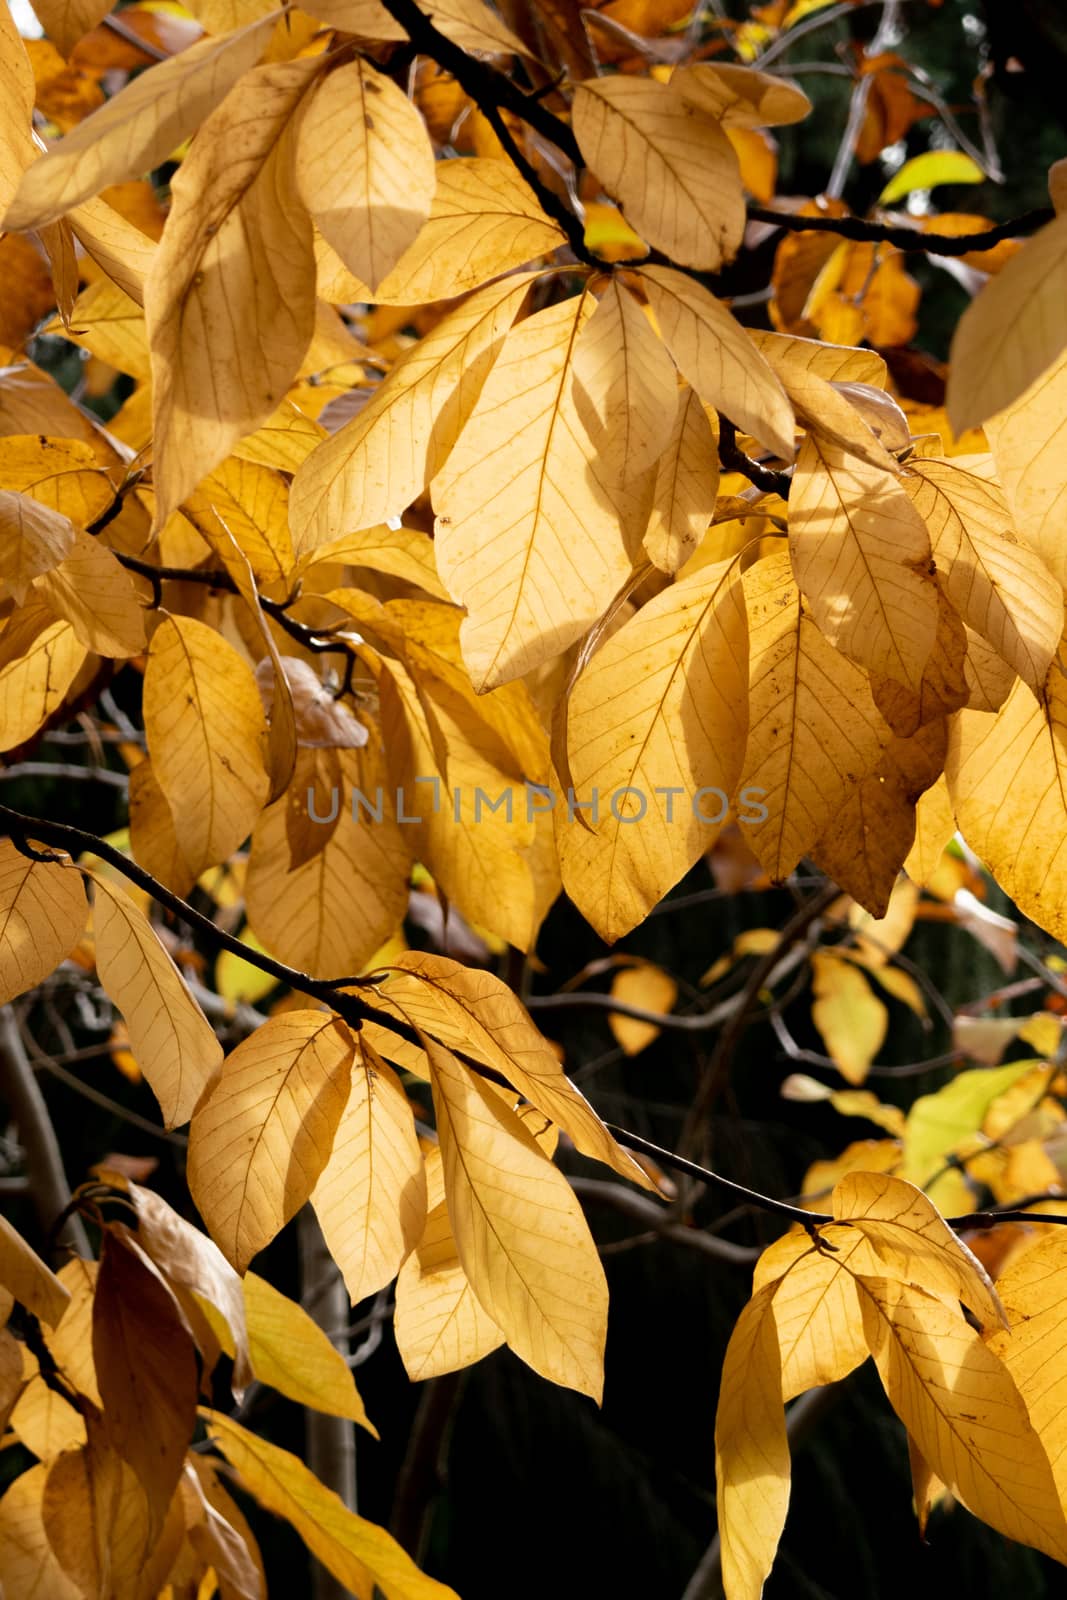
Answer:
[746,204,1053,255]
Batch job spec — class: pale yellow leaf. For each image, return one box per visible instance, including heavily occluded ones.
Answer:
[233,395,327,472]
[45,1259,100,1407]
[143,613,270,878]
[832,1169,1003,1331]
[68,194,157,306]
[642,385,719,573]
[28,0,114,57]
[789,433,938,690]
[810,950,886,1084]
[0,491,75,602]
[50,275,149,381]
[312,1036,427,1306]
[0,839,87,1006]
[91,871,223,1127]
[985,345,1067,589]
[367,953,653,1189]
[428,1038,608,1399]
[0,605,86,755]
[0,2,35,219]
[714,1282,790,1600]
[988,1232,1067,1500]
[738,550,890,879]
[558,556,748,943]
[904,457,1062,695]
[317,157,565,306]
[146,56,321,526]
[127,756,194,899]
[206,1411,461,1600]
[297,524,448,601]
[947,211,1067,434]
[0,435,113,523]
[184,456,294,587]
[573,76,744,271]
[33,526,147,656]
[242,1271,377,1433]
[0,1214,70,1327]
[432,291,639,690]
[182,0,278,31]
[2,14,279,231]
[637,265,795,459]
[752,1228,873,1400]
[570,277,679,482]
[608,962,677,1054]
[946,664,1067,942]
[748,330,899,471]
[672,61,811,127]
[857,1274,1067,1564]
[188,1011,354,1272]
[296,58,435,293]
[289,271,537,553]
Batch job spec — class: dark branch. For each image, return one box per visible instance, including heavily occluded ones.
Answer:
[717,415,793,498]
[747,204,1055,256]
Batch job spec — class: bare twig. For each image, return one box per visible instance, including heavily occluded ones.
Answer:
[0,1007,91,1259]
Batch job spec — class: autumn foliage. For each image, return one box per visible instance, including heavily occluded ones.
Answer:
[3,0,1067,1593]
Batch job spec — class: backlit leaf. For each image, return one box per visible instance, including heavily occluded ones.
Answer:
[0,838,87,1007]
[242,1271,377,1432]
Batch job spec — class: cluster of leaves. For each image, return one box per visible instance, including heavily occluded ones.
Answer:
[2,0,1067,1592]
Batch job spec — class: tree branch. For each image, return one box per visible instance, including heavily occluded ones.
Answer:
[747,204,1054,255]
[717,415,793,497]
[0,1005,91,1260]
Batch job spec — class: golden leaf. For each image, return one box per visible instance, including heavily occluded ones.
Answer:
[608,961,678,1053]
[752,1228,873,1400]
[637,265,795,459]
[573,75,744,271]
[2,13,279,231]
[312,1036,427,1306]
[302,0,528,55]
[0,603,86,754]
[0,1464,81,1600]
[947,211,1067,434]
[748,329,900,471]
[0,434,113,523]
[142,613,270,879]
[427,1037,608,1399]
[642,385,719,573]
[127,756,194,899]
[810,950,887,1084]
[988,1232,1067,1499]
[91,871,223,1127]
[207,1410,461,1598]
[145,56,321,526]
[0,2,35,219]
[558,556,748,942]
[0,490,75,602]
[738,550,891,879]
[242,1271,378,1433]
[297,524,448,601]
[672,62,812,128]
[985,346,1067,589]
[289,271,537,552]
[789,433,938,690]
[570,276,679,482]
[187,1010,355,1271]
[296,58,435,293]
[33,527,147,657]
[0,838,87,1007]
[714,1283,790,1600]
[0,1213,70,1327]
[432,291,640,689]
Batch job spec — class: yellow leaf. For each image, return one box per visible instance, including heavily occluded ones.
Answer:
[0,434,113,523]
[91,871,223,1127]
[245,744,411,978]
[947,211,1067,434]
[899,1059,1036,1198]
[558,555,748,943]
[0,2,35,219]
[432,290,641,690]
[637,265,795,460]
[988,1232,1067,1499]
[753,1228,873,1399]
[642,385,719,573]
[0,1213,70,1327]
[33,527,147,657]
[0,604,87,754]
[0,490,75,602]
[51,275,149,380]
[946,663,1067,943]
[289,270,537,552]
[10,1355,85,1459]
[394,1147,506,1381]
[428,1038,608,1399]
[45,1259,101,1407]
[789,433,938,690]
[145,56,321,527]
[319,156,565,306]
[205,1410,461,1600]
[714,1283,790,1600]
[182,0,279,31]
[127,755,195,899]
[904,456,1062,694]
[187,1011,355,1271]
[570,276,679,482]
[303,0,527,56]
[573,75,743,271]
[985,346,1067,589]
[878,150,985,205]
[857,1274,1067,1564]
[0,1464,81,1600]
[297,524,448,601]
[312,1035,427,1306]
[366,953,653,1189]
[295,58,435,293]
[2,13,279,231]
[810,950,887,1084]
[738,550,890,879]
[672,61,811,128]
[749,330,900,472]
[608,961,678,1053]
[142,613,270,879]
[242,1271,377,1433]
[233,395,327,472]
[832,1169,1004,1331]
[0,838,87,1006]
[68,193,157,306]
[184,456,294,588]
